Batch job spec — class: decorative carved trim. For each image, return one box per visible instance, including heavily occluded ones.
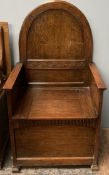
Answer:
[25,59,86,70]
[13,119,97,129]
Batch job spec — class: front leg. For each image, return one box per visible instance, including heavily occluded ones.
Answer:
[91,163,99,171]
[12,165,21,173]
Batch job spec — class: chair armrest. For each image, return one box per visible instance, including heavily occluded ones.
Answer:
[89,63,107,90]
[3,63,23,90]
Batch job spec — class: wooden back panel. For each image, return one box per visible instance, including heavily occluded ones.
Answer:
[19,1,93,85]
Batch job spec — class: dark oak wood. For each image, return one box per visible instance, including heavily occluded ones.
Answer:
[0,22,11,169]
[3,1,106,172]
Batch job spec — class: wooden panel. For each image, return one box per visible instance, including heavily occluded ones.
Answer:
[15,125,95,158]
[13,87,97,120]
[19,1,93,63]
[25,59,86,70]
[27,9,84,60]
[25,69,88,84]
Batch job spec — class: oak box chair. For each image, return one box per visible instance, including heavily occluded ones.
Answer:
[3,1,106,172]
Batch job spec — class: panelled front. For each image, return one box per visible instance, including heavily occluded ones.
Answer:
[14,122,95,158]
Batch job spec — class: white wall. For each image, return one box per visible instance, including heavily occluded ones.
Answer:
[0,0,109,127]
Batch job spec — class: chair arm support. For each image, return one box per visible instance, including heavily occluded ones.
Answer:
[89,63,107,90]
[3,63,23,90]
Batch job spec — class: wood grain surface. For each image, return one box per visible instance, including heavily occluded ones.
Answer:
[3,1,106,171]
